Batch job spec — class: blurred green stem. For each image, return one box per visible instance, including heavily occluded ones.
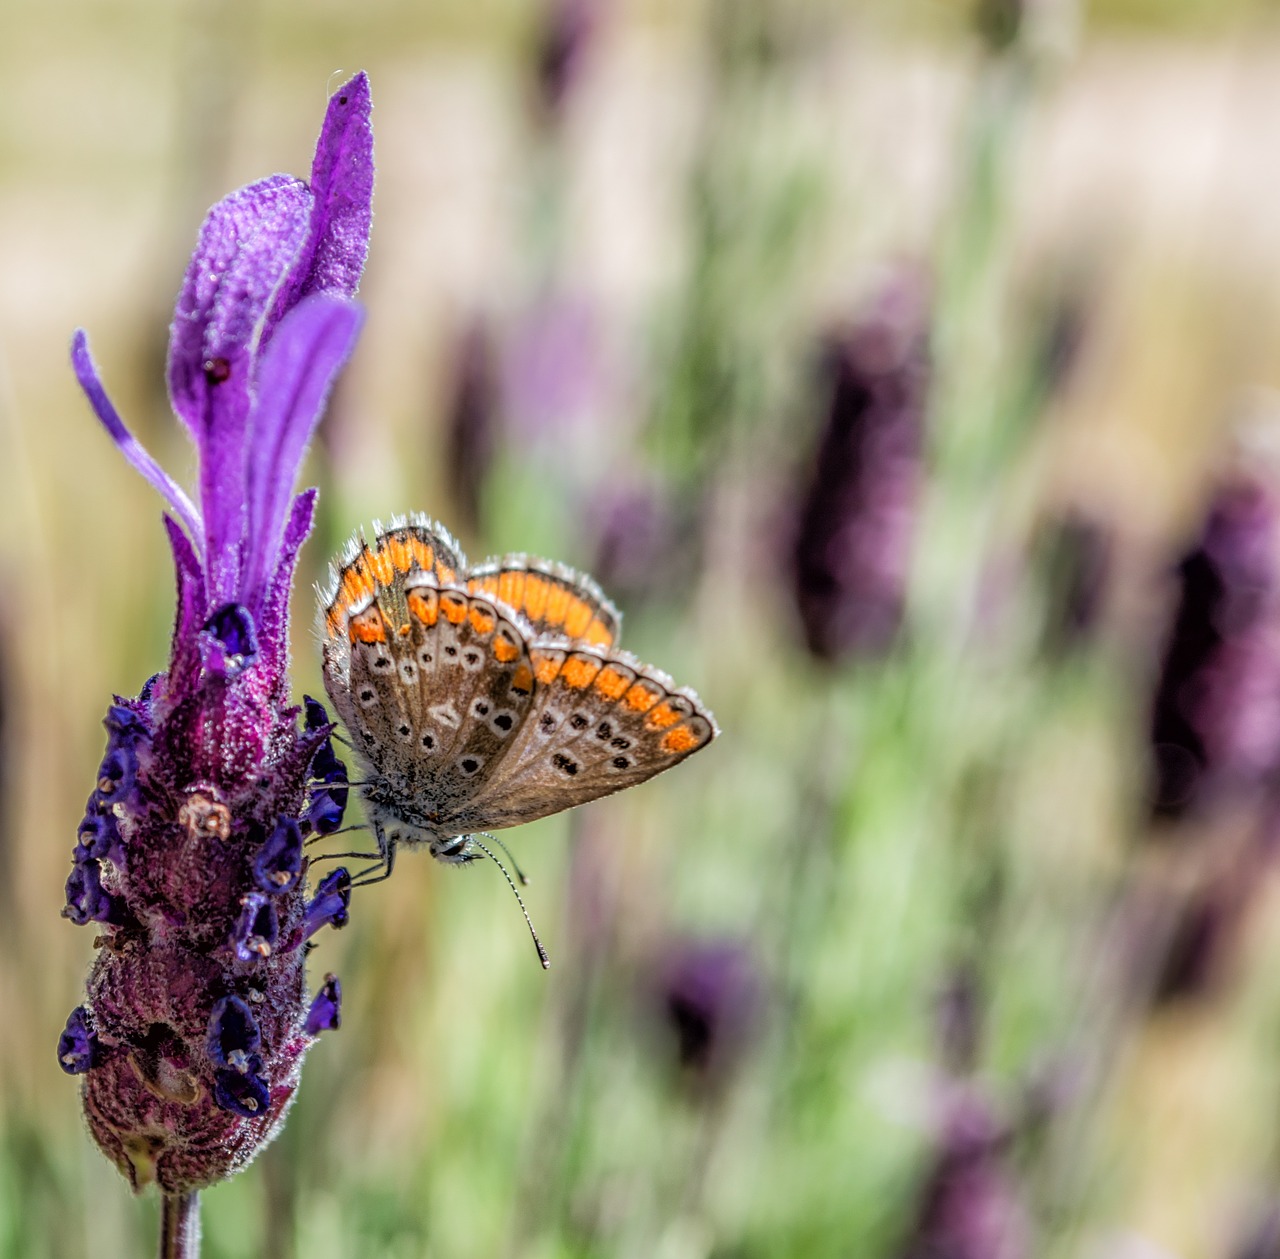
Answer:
[159,1191,199,1259]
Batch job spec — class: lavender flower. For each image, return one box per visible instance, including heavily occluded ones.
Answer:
[790,273,930,662]
[443,319,498,534]
[1148,475,1280,819]
[652,937,762,1094]
[532,0,598,124]
[58,73,372,1195]
[896,1088,1030,1259]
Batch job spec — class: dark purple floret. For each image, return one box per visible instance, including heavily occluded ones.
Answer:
[199,603,260,677]
[653,937,761,1090]
[896,1089,1029,1259]
[60,72,373,1194]
[533,0,598,122]
[253,818,304,894]
[304,869,351,940]
[207,995,262,1070]
[1148,475,1280,819]
[790,271,930,663]
[444,320,498,534]
[77,796,122,863]
[58,1006,98,1075]
[232,894,281,963]
[63,856,123,926]
[213,1068,271,1119]
[305,974,342,1035]
[306,790,347,837]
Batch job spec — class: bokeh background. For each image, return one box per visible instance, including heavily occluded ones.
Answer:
[7,0,1280,1255]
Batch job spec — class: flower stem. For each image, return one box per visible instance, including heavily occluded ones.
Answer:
[159,1191,200,1259]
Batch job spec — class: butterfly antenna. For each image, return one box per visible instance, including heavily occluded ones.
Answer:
[478,832,531,886]
[471,836,550,970]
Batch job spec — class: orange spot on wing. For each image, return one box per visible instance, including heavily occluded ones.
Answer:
[350,609,387,644]
[523,575,551,622]
[410,537,435,572]
[533,651,564,684]
[367,543,395,585]
[469,607,496,636]
[386,535,413,573]
[645,701,682,730]
[563,598,594,639]
[437,565,457,585]
[583,620,615,648]
[543,583,570,628]
[341,566,373,608]
[498,571,525,610]
[441,592,468,624]
[561,655,602,689]
[511,662,534,694]
[594,666,632,700]
[408,590,438,626]
[624,683,661,714]
[660,726,700,755]
[493,634,521,664]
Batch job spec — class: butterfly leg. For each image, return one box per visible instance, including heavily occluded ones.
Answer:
[349,823,399,888]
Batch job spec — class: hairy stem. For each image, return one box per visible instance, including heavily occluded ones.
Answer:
[159,1191,200,1259]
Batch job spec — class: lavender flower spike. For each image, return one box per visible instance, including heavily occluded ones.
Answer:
[59,73,370,1198]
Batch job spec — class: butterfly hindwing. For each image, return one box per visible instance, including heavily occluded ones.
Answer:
[466,555,621,649]
[443,644,716,833]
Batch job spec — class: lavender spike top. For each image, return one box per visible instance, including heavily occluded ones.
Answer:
[60,73,372,1194]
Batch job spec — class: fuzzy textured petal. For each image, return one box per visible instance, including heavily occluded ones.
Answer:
[168,175,314,602]
[71,331,203,545]
[269,72,374,337]
[242,294,363,609]
[258,489,318,681]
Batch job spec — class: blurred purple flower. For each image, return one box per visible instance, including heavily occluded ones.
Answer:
[533,0,599,124]
[790,273,930,662]
[1148,476,1280,820]
[502,292,610,448]
[583,479,690,608]
[1231,1203,1280,1259]
[897,1087,1030,1259]
[444,319,498,534]
[652,937,762,1093]
[59,73,371,1193]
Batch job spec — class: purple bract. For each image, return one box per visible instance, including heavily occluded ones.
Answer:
[59,73,372,1193]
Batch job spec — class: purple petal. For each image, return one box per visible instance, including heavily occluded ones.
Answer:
[242,295,363,609]
[167,175,314,602]
[303,869,351,940]
[163,514,207,695]
[213,1067,270,1118]
[58,1006,98,1075]
[207,995,262,1070]
[253,818,304,894]
[305,974,342,1035]
[257,488,318,679]
[269,72,374,335]
[71,331,203,545]
[198,603,259,678]
[231,893,280,963]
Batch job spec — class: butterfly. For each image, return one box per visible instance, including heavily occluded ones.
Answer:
[317,514,717,959]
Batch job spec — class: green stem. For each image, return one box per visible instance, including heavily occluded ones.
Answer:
[159,1191,200,1259]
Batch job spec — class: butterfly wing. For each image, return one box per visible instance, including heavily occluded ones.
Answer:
[324,573,538,816]
[466,555,621,649]
[321,514,467,640]
[441,643,717,834]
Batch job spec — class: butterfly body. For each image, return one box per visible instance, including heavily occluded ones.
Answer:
[319,515,717,878]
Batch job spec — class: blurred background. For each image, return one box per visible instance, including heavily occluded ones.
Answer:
[7,0,1280,1255]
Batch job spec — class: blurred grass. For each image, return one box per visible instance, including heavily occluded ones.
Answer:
[9,1,1280,1257]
